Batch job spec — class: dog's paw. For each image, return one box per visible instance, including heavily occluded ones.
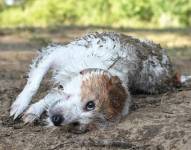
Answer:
[23,102,44,123]
[23,113,38,123]
[10,97,29,119]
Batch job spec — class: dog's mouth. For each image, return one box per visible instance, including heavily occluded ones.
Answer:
[67,121,89,133]
[47,117,89,133]
[70,121,80,127]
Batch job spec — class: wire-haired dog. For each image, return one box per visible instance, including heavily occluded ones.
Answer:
[10,32,191,132]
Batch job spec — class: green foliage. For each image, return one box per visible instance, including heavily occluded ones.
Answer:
[0,0,5,11]
[0,0,190,28]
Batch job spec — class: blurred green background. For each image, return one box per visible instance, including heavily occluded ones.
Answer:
[0,0,191,70]
[0,0,191,28]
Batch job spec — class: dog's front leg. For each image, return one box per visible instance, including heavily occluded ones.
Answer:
[23,89,66,123]
[10,50,57,119]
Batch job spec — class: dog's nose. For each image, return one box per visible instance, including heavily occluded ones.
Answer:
[51,114,64,126]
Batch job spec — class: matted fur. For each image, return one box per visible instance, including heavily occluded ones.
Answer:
[10,32,185,132]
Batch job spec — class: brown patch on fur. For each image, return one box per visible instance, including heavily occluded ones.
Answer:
[80,72,128,121]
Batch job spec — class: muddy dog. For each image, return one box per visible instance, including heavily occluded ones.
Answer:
[10,32,191,132]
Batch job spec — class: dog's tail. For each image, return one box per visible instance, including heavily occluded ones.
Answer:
[173,73,191,87]
[180,75,191,84]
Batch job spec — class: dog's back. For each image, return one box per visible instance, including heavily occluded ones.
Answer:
[50,32,174,93]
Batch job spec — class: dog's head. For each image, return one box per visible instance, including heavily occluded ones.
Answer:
[47,68,128,133]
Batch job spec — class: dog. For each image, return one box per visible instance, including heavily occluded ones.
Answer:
[10,32,191,132]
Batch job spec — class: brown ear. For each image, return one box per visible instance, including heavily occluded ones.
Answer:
[108,76,126,107]
[110,76,122,85]
[105,76,127,120]
[106,76,122,90]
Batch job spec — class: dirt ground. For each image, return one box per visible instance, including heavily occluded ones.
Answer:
[0,27,191,150]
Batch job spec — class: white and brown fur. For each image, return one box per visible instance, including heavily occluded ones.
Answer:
[10,32,191,132]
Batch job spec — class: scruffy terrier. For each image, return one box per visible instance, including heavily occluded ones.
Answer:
[10,32,190,132]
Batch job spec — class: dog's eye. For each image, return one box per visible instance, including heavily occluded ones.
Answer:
[58,85,63,89]
[85,101,95,111]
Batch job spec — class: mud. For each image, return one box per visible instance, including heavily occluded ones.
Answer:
[0,28,191,150]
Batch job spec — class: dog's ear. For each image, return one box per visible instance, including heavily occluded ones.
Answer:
[104,75,127,120]
[107,76,125,105]
[110,76,122,85]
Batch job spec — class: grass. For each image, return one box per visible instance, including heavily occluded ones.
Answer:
[0,0,190,28]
